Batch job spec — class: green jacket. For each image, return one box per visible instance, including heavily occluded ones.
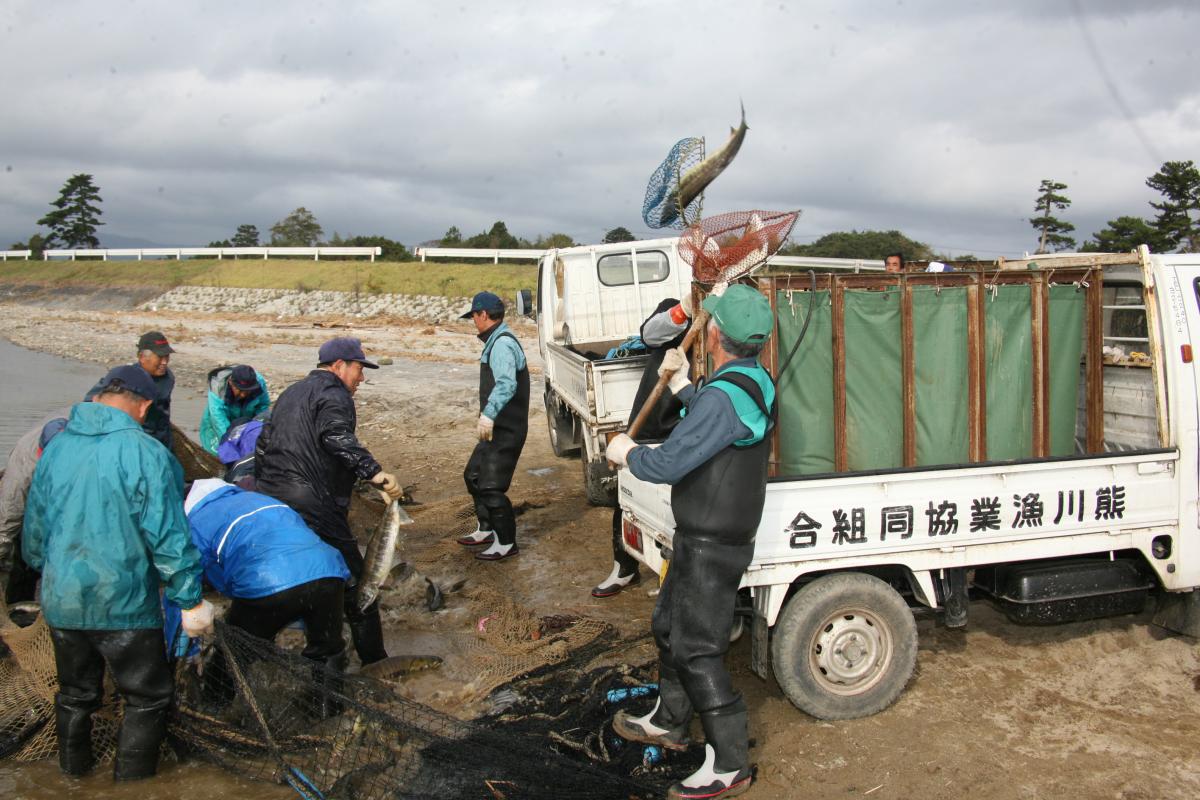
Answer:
[23,402,202,630]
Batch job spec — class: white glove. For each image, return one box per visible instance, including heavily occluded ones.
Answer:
[710,281,729,297]
[679,294,694,318]
[477,414,494,442]
[658,346,692,395]
[370,470,404,499]
[606,433,637,467]
[181,599,215,637]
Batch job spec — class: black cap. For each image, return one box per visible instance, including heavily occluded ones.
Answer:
[229,365,259,392]
[136,331,174,356]
[317,336,379,369]
[459,291,505,319]
[95,365,158,401]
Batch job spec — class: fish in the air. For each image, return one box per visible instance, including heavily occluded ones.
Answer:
[357,498,412,612]
[669,103,749,223]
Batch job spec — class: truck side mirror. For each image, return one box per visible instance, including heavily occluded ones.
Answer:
[516,288,534,318]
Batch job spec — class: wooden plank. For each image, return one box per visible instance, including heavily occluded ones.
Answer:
[967,278,985,461]
[832,277,847,472]
[1030,273,1049,457]
[1086,270,1106,452]
[901,280,916,466]
[764,277,781,477]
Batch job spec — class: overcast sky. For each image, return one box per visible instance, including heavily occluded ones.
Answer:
[0,0,1196,257]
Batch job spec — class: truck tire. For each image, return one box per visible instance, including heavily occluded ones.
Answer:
[544,397,580,458]
[581,452,617,507]
[771,572,917,720]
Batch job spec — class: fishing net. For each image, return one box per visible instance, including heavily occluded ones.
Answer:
[679,210,800,284]
[642,137,706,230]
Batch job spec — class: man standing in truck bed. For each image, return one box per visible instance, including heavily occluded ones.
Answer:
[455,291,529,561]
[606,284,776,800]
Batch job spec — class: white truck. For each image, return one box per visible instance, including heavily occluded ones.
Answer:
[533,238,881,505]
[617,246,1200,720]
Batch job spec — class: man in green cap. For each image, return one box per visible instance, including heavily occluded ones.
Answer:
[605,283,776,800]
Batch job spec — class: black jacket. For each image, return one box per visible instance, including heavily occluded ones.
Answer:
[254,369,381,542]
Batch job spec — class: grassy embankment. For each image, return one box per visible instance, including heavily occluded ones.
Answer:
[0,259,538,298]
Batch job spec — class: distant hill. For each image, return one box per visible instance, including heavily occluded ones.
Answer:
[97,233,167,249]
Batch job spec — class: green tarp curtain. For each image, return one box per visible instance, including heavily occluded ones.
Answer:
[1048,284,1086,456]
[774,289,834,474]
[984,285,1033,460]
[773,282,1086,476]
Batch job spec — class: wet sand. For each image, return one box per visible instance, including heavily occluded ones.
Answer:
[1,297,1199,799]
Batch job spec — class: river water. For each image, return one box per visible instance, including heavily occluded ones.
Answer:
[0,338,206,469]
[0,337,281,798]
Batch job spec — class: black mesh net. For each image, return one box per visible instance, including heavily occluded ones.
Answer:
[168,622,700,800]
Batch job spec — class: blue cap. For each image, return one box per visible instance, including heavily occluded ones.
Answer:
[38,417,68,451]
[94,364,159,401]
[317,336,379,368]
[460,291,505,319]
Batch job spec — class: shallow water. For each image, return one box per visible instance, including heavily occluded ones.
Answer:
[0,338,206,468]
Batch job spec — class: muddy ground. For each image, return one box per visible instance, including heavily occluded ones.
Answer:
[1,293,1198,799]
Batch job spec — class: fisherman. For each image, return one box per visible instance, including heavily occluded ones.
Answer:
[884,252,905,273]
[199,364,270,454]
[254,336,403,666]
[455,291,530,562]
[216,411,269,490]
[181,478,350,710]
[0,409,69,612]
[84,331,176,448]
[606,284,776,800]
[23,365,213,781]
[592,296,691,598]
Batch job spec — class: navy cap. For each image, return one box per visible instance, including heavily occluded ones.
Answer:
[94,365,159,401]
[459,291,505,319]
[38,417,68,451]
[229,364,260,392]
[317,336,379,369]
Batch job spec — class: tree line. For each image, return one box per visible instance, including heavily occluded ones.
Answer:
[13,162,1197,262]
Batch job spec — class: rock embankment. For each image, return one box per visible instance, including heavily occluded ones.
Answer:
[140,286,471,322]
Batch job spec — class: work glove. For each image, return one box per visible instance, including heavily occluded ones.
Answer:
[181,599,215,637]
[477,414,494,442]
[606,433,637,468]
[711,281,729,297]
[658,346,692,395]
[370,471,404,500]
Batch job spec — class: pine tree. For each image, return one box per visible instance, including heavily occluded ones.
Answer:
[37,174,104,248]
[270,208,323,246]
[1146,160,1200,253]
[1030,179,1076,254]
[232,224,260,247]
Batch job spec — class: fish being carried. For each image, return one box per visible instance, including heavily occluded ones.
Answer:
[356,496,412,613]
[642,104,750,230]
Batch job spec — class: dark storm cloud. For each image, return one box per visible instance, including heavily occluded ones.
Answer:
[0,0,1195,255]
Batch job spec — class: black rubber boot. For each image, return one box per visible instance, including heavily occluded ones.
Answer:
[310,650,348,719]
[612,665,693,751]
[113,706,167,781]
[667,702,752,800]
[347,607,388,667]
[55,698,96,777]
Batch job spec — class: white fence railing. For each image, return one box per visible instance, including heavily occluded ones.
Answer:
[0,250,32,260]
[36,246,382,261]
[415,247,546,263]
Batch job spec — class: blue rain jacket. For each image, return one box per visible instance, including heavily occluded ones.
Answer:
[187,483,349,599]
[23,402,203,630]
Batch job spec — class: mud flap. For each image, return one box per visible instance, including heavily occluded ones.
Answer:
[1152,590,1200,638]
[751,588,771,681]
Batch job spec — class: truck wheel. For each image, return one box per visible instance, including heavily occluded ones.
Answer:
[771,572,917,720]
[545,400,580,458]
[581,452,617,507]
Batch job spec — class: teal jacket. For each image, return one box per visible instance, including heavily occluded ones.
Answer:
[23,402,203,630]
[199,368,271,454]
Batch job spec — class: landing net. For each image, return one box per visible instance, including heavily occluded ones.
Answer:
[679,210,800,284]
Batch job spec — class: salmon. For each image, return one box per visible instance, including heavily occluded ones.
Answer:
[356,498,411,612]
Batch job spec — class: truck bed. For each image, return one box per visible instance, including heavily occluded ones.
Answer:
[544,340,648,427]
